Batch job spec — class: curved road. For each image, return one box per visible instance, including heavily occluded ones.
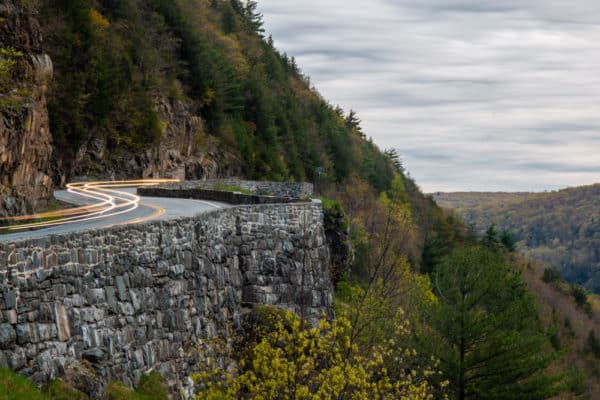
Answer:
[0,180,228,243]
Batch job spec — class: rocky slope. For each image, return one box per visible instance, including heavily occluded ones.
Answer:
[0,0,398,216]
[0,1,243,216]
[0,1,54,216]
[67,97,237,182]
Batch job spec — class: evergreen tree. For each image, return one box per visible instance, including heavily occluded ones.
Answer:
[500,230,516,252]
[384,147,404,173]
[426,247,563,400]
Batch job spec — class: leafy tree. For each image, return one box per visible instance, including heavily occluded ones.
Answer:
[194,307,442,399]
[425,247,563,400]
[436,184,600,294]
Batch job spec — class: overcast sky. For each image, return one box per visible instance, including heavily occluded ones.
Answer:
[257,0,600,192]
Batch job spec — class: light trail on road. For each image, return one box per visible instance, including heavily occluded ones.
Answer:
[0,179,179,231]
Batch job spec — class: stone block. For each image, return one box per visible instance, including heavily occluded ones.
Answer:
[87,288,106,305]
[16,324,34,344]
[7,348,26,370]
[4,291,17,309]
[0,324,16,349]
[58,252,71,265]
[82,347,104,363]
[118,302,135,316]
[3,310,17,324]
[115,276,128,301]
[105,286,118,314]
[55,302,71,341]
[37,323,57,341]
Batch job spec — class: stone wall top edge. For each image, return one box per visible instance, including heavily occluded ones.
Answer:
[1,202,322,248]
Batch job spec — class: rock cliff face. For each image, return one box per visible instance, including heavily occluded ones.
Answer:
[0,2,54,216]
[68,98,238,182]
[0,4,241,214]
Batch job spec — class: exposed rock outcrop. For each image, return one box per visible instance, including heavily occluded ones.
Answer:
[0,3,242,214]
[0,1,54,216]
[67,98,240,182]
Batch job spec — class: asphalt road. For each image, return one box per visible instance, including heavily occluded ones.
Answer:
[0,188,228,243]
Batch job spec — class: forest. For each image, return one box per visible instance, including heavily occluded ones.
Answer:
[36,0,396,191]
[433,184,600,294]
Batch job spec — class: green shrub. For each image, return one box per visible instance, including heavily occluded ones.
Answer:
[571,284,589,307]
[43,380,88,400]
[136,372,168,400]
[542,267,561,283]
[102,373,169,400]
[102,382,137,400]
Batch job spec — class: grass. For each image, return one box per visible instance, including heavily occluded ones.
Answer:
[211,182,255,195]
[0,369,168,400]
[0,369,87,400]
[0,368,44,400]
[43,380,88,400]
[103,372,168,400]
[43,200,64,213]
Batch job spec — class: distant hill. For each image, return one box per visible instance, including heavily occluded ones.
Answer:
[432,184,600,293]
[432,191,534,210]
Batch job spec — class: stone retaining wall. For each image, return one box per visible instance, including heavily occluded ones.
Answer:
[0,203,331,397]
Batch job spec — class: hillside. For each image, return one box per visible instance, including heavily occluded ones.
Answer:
[519,256,600,397]
[432,184,600,293]
[0,0,397,216]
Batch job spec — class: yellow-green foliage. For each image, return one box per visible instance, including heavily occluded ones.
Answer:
[89,9,109,29]
[136,372,169,400]
[194,307,446,400]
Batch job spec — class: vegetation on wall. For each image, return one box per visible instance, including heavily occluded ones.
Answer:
[0,16,24,112]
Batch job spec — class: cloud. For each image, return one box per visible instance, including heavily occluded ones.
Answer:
[258,0,600,192]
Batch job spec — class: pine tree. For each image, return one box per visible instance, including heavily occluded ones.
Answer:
[426,247,563,400]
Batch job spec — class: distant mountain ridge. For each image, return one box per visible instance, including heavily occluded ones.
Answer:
[432,183,600,293]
